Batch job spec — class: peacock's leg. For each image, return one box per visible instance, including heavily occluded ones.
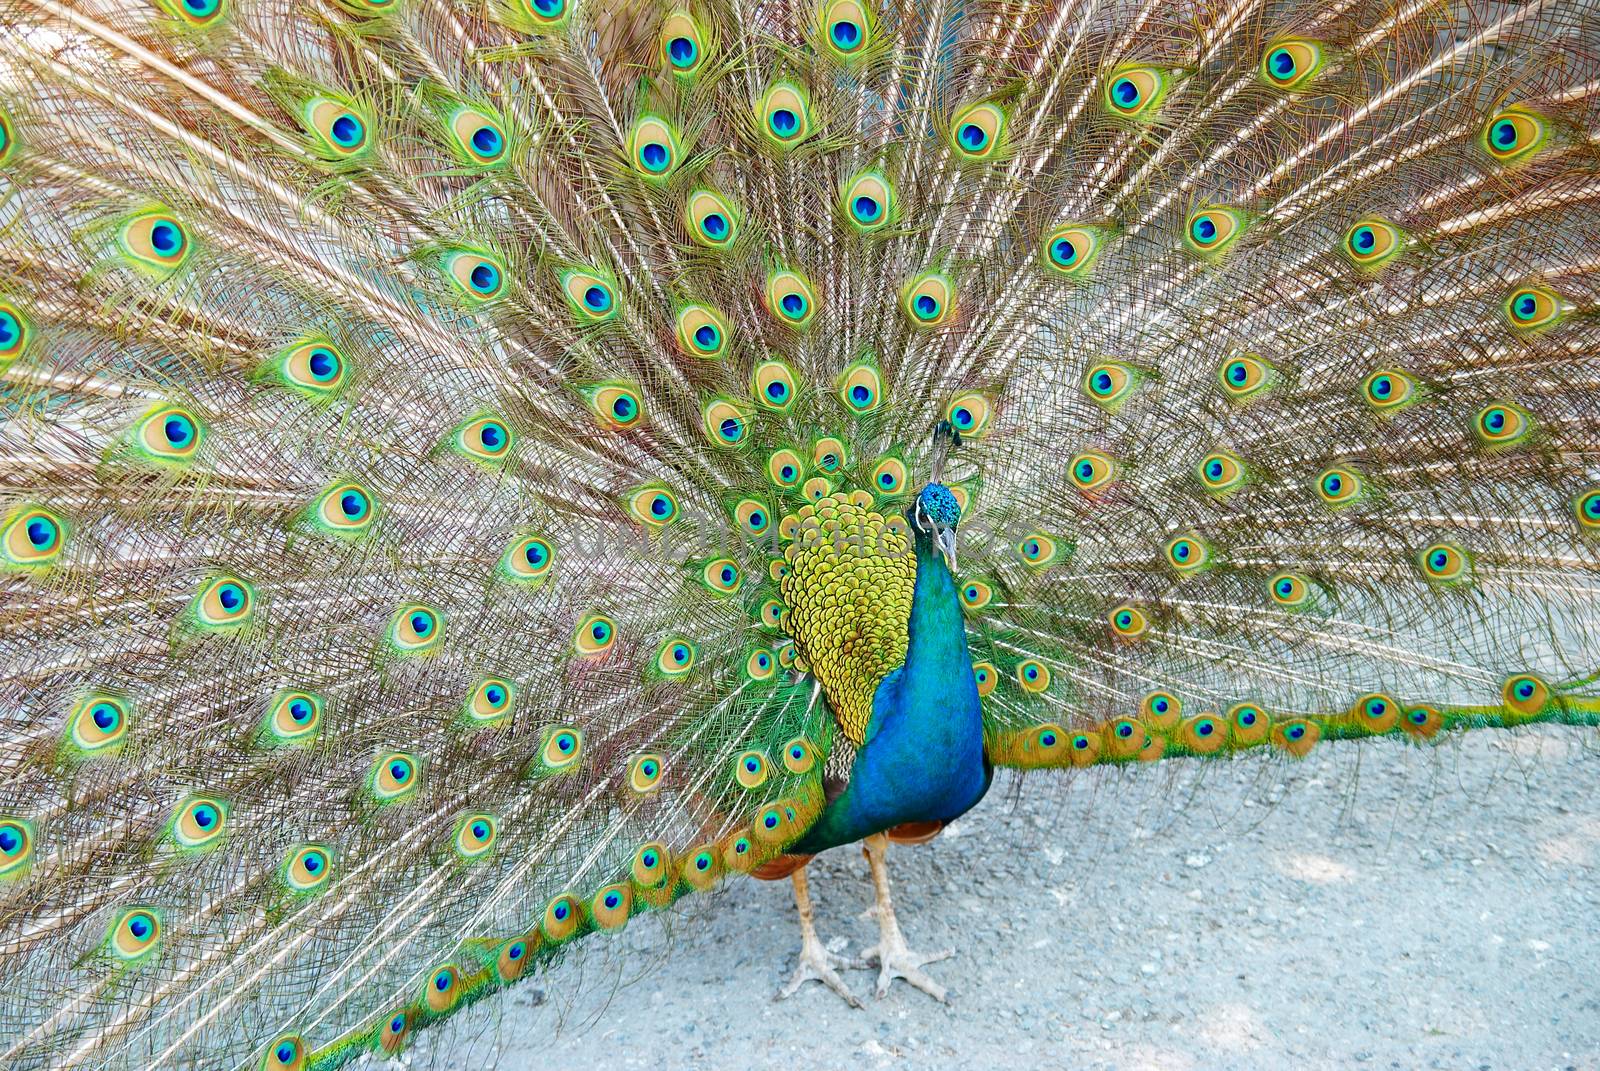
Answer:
[859,833,954,1002]
[776,865,867,1007]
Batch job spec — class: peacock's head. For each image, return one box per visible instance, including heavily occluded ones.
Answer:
[912,482,961,568]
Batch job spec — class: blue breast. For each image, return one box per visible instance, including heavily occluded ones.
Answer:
[791,534,991,854]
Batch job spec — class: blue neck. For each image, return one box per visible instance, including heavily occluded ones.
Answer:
[792,531,991,854]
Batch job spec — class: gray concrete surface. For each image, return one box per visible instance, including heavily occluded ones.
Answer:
[385,728,1599,1070]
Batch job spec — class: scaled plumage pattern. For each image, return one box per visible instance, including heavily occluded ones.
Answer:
[2,0,1599,1066]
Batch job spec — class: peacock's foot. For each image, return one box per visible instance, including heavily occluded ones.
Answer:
[778,930,867,1008]
[860,832,954,1002]
[775,865,867,1008]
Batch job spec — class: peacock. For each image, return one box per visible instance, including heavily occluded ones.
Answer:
[2,0,1599,1065]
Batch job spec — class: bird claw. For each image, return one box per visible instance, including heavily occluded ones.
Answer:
[776,935,867,1008]
[861,935,954,1002]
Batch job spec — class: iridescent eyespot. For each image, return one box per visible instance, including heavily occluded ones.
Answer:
[631,842,670,888]
[751,359,799,411]
[1342,218,1404,270]
[1015,660,1051,693]
[949,101,1006,160]
[387,603,442,653]
[1068,450,1116,493]
[1184,206,1246,258]
[1142,690,1181,729]
[660,11,706,76]
[501,534,555,583]
[423,964,463,1014]
[686,189,739,248]
[1016,532,1058,567]
[578,382,643,431]
[811,437,845,473]
[1164,533,1210,574]
[494,934,535,983]
[1316,466,1363,507]
[1218,354,1274,401]
[960,579,993,610]
[1503,285,1567,331]
[560,269,620,323]
[134,405,204,463]
[453,813,498,860]
[819,0,873,60]
[169,796,228,852]
[119,210,191,273]
[759,599,786,629]
[682,845,720,889]
[1362,368,1416,411]
[1352,692,1399,733]
[1082,360,1136,409]
[192,576,255,630]
[1259,39,1326,90]
[162,0,225,24]
[702,398,752,448]
[448,106,507,166]
[767,449,805,489]
[629,115,680,178]
[864,456,906,496]
[627,753,665,794]
[972,661,996,697]
[379,1012,410,1055]
[261,1033,308,1071]
[781,736,816,774]
[303,96,370,158]
[1268,571,1311,607]
[0,109,13,168]
[734,749,769,789]
[1576,488,1600,531]
[1417,542,1469,583]
[540,726,583,770]
[841,170,893,233]
[273,339,347,396]
[369,752,419,802]
[442,249,507,303]
[0,300,33,363]
[592,883,633,929]
[759,83,812,147]
[451,415,513,462]
[1474,402,1531,448]
[1110,604,1148,639]
[654,638,696,678]
[517,0,566,27]
[108,907,162,963]
[1197,451,1245,493]
[466,677,515,724]
[836,360,882,414]
[2,505,66,568]
[1401,705,1443,740]
[700,557,741,595]
[0,817,36,880]
[745,648,775,680]
[733,497,771,536]
[945,392,990,437]
[627,485,680,528]
[574,613,616,656]
[902,271,955,328]
[676,304,730,359]
[1179,714,1228,754]
[312,481,375,536]
[265,690,323,744]
[281,844,332,895]
[1480,106,1549,165]
[1502,673,1550,718]
[69,694,130,755]
[1043,226,1107,279]
[1103,65,1174,121]
[1228,703,1270,745]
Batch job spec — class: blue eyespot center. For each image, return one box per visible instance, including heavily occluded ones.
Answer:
[770,109,798,137]
[640,142,668,171]
[830,19,860,48]
[1493,120,1517,148]
[471,126,502,156]
[308,349,338,379]
[669,36,696,66]
[584,285,610,310]
[151,222,181,255]
[854,195,881,221]
[331,114,362,146]
[1192,216,1217,242]
[1352,226,1375,252]
[1270,49,1294,77]
[218,583,243,611]
[470,264,499,292]
[703,213,727,238]
[164,416,194,446]
[694,324,719,349]
[780,293,805,316]
[958,123,987,151]
[1113,78,1139,107]
[1052,238,1077,265]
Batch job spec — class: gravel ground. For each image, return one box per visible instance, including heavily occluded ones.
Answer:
[384,727,1599,1071]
